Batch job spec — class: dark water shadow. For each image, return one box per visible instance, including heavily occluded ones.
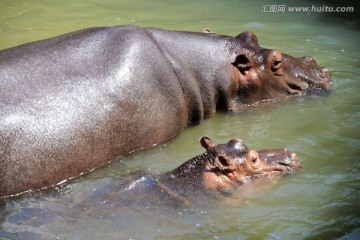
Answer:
[314,0,360,30]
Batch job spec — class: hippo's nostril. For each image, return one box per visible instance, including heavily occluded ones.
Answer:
[287,82,307,94]
[278,161,289,167]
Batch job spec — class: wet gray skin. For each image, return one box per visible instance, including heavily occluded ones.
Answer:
[0,26,320,198]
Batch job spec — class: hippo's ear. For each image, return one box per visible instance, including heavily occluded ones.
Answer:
[214,156,236,172]
[232,52,252,75]
[235,31,259,48]
[202,28,214,34]
[227,138,248,152]
[200,136,215,150]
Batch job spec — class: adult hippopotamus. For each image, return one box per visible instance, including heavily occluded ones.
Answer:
[0,25,328,198]
[71,137,302,209]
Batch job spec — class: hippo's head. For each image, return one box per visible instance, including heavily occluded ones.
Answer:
[230,31,331,105]
[199,137,301,191]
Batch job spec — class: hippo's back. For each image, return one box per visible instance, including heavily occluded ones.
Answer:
[0,25,190,197]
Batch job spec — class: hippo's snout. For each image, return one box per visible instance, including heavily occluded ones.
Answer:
[259,149,302,174]
[297,56,332,92]
[271,53,332,97]
[304,66,331,91]
[275,152,302,172]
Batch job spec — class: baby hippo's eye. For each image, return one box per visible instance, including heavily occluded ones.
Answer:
[247,150,261,168]
[251,157,259,165]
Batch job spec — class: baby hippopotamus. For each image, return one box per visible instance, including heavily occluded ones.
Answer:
[155,137,300,194]
[88,137,301,209]
[67,137,302,213]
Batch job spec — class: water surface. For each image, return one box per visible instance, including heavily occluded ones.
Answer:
[0,0,359,239]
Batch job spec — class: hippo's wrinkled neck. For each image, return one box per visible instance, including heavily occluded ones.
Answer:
[169,151,216,179]
[158,151,217,193]
[146,28,236,119]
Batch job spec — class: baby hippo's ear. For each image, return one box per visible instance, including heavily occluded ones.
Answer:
[215,156,237,172]
[200,136,215,150]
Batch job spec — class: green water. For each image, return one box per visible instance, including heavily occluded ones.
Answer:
[0,0,359,239]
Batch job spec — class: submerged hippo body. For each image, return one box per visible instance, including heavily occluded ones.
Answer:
[0,25,328,198]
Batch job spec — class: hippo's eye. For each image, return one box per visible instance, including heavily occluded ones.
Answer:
[251,157,259,165]
[248,150,261,168]
[269,50,283,72]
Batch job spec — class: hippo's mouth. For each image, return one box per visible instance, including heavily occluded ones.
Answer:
[266,153,301,174]
[289,67,332,95]
[272,162,296,173]
[286,82,307,95]
[286,78,332,97]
